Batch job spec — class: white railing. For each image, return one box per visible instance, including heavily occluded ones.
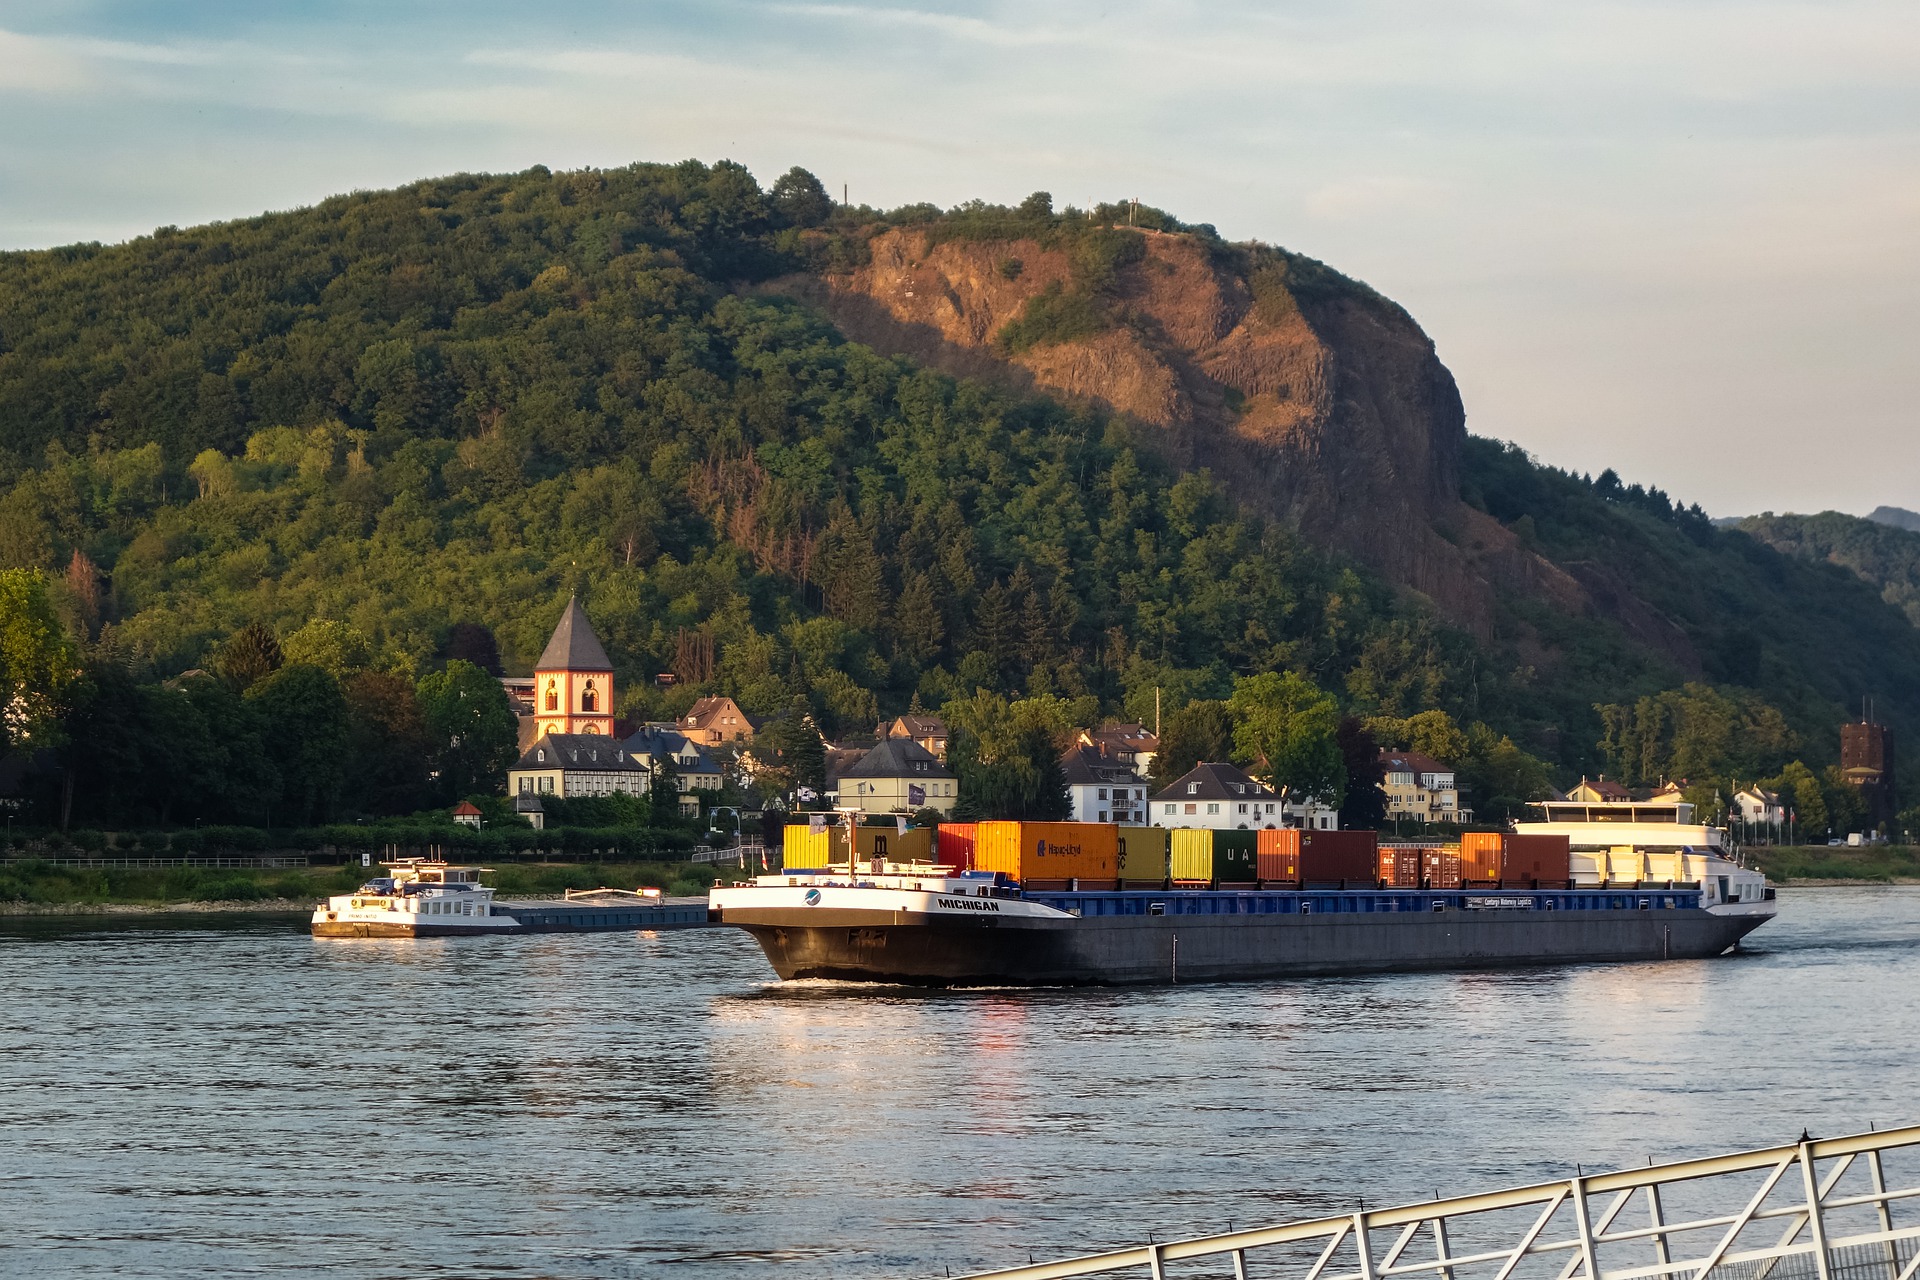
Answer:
[956,1126,1920,1280]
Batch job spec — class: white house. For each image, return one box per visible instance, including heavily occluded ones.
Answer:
[1061,742,1149,825]
[1732,786,1784,827]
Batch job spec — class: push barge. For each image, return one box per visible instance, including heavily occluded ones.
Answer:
[709,800,1774,985]
[311,859,709,937]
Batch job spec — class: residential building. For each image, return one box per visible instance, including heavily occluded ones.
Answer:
[1151,762,1283,830]
[680,696,760,746]
[508,733,651,802]
[834,737,958,816]
[823,745,869,802]
[877,713,949,762]
[1565,777,1633,803]
[1732,786,1784,827]
[1061,742,1149,825]
[1377,749,1473,825]
[1078,723,1158,780]
[532,597,616,740]
[451,801,483,829]
[624,725,724,817]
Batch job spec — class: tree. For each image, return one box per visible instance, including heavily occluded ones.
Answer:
[245,663,350,825]
[1151,699,1235,790]
[766,696,826,796]
[943,689,1074,820]
[217,622,283,692]
[1458,723,1554,825]
[282,619,373,677]
[342,671,433,815]
[442,622,503,675]
[1821,764,1867,837]
[894,571,945,664]
[969,580,1017,685]
[1230,671,1344,802]
[415,659,520,804]
[1768,760,1827,839]
[770,166,832,227]
[0,568,77,754]
[1336,717,1387,829]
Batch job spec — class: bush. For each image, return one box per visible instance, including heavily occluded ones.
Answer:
[995,283,1108,355]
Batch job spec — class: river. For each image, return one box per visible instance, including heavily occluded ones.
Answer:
[1,887,1916,1278]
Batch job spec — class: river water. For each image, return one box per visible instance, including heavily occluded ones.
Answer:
[1,887,1916,1278]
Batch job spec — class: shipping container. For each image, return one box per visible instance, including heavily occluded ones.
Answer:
[1117,826,1169,884]
[1299,829,1378,887]
[854,825,933,865]
[1169,828,1214,882]
[782,824,848,870]
[1461,832,1572,887]
[935,822,978,870]
[1213,828,1259,884]
[972,821,1118,884]
[1378,846,1423,888]
[1423,847,1462,889]
[1256,828,1300,883]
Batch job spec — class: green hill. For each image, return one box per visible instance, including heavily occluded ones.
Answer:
[1,159,1914,828]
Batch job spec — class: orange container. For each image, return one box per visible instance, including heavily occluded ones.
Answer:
[1461,832,1571,887]
[972,821,1119,884]
[1257,828,1301,883]
[1423,847,1462,889]
[936,822,979,870]
[1378,847,1422,888]
[1299,829,1378,886]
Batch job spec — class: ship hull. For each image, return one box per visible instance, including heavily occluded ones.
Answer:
[726,902,1771,986]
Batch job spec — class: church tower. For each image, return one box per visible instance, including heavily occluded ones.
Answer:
[533,596,615,738]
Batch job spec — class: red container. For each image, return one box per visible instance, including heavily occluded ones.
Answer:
[936,823,979,871]
[1256,828,1301,883]
[1299,829,1378,887]
[1423,848,1462,889]
[1461,832,1572,888]
[1378,847,1422,888]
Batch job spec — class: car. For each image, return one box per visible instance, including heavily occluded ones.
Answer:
[1827,838,1844,846]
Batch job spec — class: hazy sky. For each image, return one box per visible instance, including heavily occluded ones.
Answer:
[2,1,1915,516]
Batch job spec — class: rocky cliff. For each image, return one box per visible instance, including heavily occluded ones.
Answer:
[773,227,1601,646]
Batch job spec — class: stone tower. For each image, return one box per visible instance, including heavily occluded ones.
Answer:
[533,596,615,738]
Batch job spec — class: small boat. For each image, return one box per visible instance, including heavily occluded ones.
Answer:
[311,859,521,937]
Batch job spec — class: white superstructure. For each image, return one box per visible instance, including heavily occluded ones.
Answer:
[710,866,1076,923]
[1517,797,1772,913]
[312,859,521,937]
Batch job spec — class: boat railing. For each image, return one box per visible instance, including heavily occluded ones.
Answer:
[951,1124,1920,1280]
[562,887,665,902]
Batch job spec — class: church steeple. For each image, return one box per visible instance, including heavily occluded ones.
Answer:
[533,596,615,737]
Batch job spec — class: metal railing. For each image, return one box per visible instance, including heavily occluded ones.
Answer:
[2,855,312,869]
[957,1126,1920,1280]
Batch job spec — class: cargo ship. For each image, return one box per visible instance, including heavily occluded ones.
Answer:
[707,809,1775,985]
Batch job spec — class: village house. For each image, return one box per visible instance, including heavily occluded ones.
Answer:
[1733,785,1785,827]
[833,737,958,816]
[1078,723,1158,781]
[876,712,949,762]
[679,696,759,746]
[1565,777,1634,803]
[451,801,483,828]
[1061,741,1149,825]
[1150,762,1340,831]
[624,725,724,817]
[1377,748,1473,825]
[508,733,651,802]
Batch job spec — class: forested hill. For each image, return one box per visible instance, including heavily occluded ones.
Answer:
[1740,511,1920,630]
[2,158,1918,820]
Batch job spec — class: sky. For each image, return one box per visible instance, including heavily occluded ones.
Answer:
[1,1,1916,517]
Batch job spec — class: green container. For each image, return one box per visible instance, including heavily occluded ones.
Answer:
[1213,828,1259,883]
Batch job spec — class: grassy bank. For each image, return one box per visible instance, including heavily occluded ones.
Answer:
[1748,845,1920,884]
[0,859,727,910]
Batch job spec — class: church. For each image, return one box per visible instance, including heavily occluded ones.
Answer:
[532,596,615,738]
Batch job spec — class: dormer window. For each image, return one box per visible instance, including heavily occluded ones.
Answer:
[537,750,546,763]
[1187,782,1199,795]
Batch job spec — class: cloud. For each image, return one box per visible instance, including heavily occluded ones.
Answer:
[0,28,93,91]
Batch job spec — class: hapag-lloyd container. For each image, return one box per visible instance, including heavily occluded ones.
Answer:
[1299,829,1379,887]
[936,822,979,870]
[1117,826,1169,884]
[1461,832,1572,888]
[973,821,1118,888]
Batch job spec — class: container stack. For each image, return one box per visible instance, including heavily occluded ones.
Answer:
[1117,827,1169,886]
[782,822,934,869]
[936,822,979,871]
[971,820,1119,890]
[1460,832,1572,888]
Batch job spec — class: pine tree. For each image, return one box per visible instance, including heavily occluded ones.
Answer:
[894,571,945,663]
[217,623,283,692]
[970,580,1016,683]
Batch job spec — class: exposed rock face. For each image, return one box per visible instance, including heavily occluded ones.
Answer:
[773,226,1689,663]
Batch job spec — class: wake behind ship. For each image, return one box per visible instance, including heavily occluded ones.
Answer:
[709,798,1774,986]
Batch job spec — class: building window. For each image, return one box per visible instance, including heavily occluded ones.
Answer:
[545,681,558,712]
[1098,788,1108,801]
[1183,803,1196,815]
[1207,803,1219,815]
[582,680,597,713]
[1187,782,1199,795]
[1237,803,1247,814]
[1098,811,1108,823]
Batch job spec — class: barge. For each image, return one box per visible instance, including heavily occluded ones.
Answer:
[312,860,710,937]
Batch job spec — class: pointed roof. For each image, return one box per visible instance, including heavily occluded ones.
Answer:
[535,596,613,672]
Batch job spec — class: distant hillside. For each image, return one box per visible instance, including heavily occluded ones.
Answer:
[3,160,1918,795]
[1869,506,1920,533]
[1741,511,1920,630]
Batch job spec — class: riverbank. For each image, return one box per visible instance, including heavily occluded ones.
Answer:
[0,859,728,911]
[1747,844,1920,884]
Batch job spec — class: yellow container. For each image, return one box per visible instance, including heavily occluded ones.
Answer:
[1170,828,1214,881]
[1117,826,1169,882]
[854,825,933,864]
[782,824,848,869]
